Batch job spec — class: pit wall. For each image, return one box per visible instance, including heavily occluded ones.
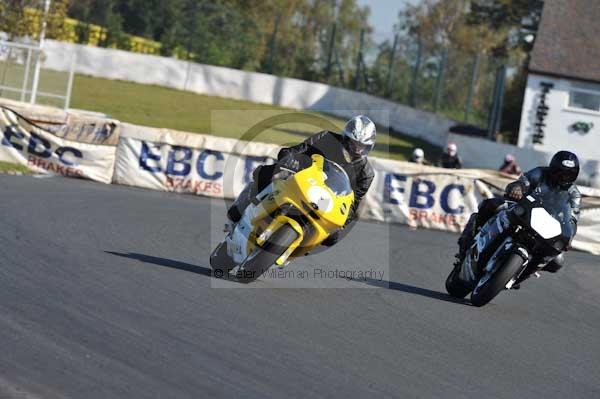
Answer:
[2,100,599,256]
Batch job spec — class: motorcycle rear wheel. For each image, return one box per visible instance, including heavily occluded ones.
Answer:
[470,253,524,307]
[445,263,471,299]
[210,241,234,277]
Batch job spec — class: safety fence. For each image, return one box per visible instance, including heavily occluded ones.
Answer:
[1,100,599,256]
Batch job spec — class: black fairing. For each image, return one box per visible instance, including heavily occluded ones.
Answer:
[466,186,577,286]
[510,185,575,256]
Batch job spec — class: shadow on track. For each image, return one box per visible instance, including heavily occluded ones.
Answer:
[106,251,213,277]
[361,277,470,305]
[106,252,469,299]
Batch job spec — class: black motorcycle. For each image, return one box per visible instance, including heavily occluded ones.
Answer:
[446,187,576,307]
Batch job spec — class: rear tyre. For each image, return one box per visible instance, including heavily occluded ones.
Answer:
[210,241,234,277]
[237,225,298,283]
[470,253,524,307]
[445,264,471,299]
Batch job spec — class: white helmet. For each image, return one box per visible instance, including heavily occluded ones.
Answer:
[447,142,458,156]
[413,148,425,160]
[342,115,376,159]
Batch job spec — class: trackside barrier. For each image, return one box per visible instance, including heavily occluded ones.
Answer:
[0,103,119,183]
[114,123,280,199]
[1,101,600,255]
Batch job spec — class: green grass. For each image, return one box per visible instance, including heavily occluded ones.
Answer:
[0,161,30,174]
[71,75,440,161]
[0,61,440,161]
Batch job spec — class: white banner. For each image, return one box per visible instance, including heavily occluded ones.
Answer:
[114,136,275,199]
[361,159,506,232]
[362,167,489,233]
[112,124,600,255]
[0,107,117,183]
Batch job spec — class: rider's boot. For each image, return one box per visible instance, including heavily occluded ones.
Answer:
[227,183,256,224]
[541,253,564,273]
[454,213,478,267]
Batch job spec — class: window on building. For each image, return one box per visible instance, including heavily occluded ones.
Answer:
[569,90,600,112]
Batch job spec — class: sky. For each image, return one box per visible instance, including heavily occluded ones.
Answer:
[356,0,417,38]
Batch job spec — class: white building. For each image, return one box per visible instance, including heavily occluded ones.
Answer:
[518,0,600,165]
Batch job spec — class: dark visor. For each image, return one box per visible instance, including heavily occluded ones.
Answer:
[345,138,373,156]
[556,169,578,185]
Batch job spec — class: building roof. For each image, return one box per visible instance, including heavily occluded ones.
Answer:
[529,0,600,83]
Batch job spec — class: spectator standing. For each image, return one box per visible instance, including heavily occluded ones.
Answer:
[409,148,430,165]
[438,142,463,169]
[499,154,522,176]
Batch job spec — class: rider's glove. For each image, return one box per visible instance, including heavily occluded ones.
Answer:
[505,182,524,201]
[279,156,300,172]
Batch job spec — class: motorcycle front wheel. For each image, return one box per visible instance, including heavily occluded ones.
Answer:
[237,225,299,283]
[470,253,524,307]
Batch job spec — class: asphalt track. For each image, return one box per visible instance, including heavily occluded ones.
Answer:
[1,174,599,399]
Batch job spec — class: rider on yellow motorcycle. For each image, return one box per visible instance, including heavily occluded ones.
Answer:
[227,115,377,247]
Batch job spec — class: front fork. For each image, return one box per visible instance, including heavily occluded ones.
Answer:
[475,239,530,290]
[505,245,531,289]
[256,215,304,266]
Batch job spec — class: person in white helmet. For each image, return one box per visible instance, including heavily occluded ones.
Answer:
[438,142,462,169]
[227,115,376,246]
[410,148,430,165]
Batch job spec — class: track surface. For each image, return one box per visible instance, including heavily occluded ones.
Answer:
[1,175,599,399]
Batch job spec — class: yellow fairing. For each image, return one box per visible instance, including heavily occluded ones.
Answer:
[251,154,354,265]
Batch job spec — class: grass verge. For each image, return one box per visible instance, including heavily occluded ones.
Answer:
[0,162,30,175]
[1,64,441,161]
[71,75,441,161]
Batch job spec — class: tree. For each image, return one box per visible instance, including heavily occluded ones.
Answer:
[47,0,70,40]
[0,0,37,40]
[468,0,544,56]
[60,0,375,82]
[469,0,544,140]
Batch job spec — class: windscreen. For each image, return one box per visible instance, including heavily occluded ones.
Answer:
[529,186,575,238]
[322,160,352,196]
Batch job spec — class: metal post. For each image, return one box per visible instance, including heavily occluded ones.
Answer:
[464,53,481,123]
[267,14,281,74]
[334,48,345,86]
[493,64,507,137]
[325,0,338,80]
[30,0,52,105]
[0,47,13,97]
[20,48,33,102]
[433,47,448,113]
[354,29,365,91]
[385,34,399,98]
[324,23,337,81]
[64,52,76,110]
[409,37,422,107]
[325,23,337,80]
[361,56,370,91]
[487,63,506,140]
[487,68,499,139]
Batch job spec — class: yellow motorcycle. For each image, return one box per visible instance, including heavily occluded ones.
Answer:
[210,154,354,282]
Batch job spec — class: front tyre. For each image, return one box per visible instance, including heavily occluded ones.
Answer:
[238,225,299,282]
[470,253,524,307]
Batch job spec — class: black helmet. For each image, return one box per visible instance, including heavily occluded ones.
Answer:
[548,151,579,188]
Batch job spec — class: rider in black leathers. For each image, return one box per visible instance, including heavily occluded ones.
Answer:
[227,116,376,246]
[456,151,581,274]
